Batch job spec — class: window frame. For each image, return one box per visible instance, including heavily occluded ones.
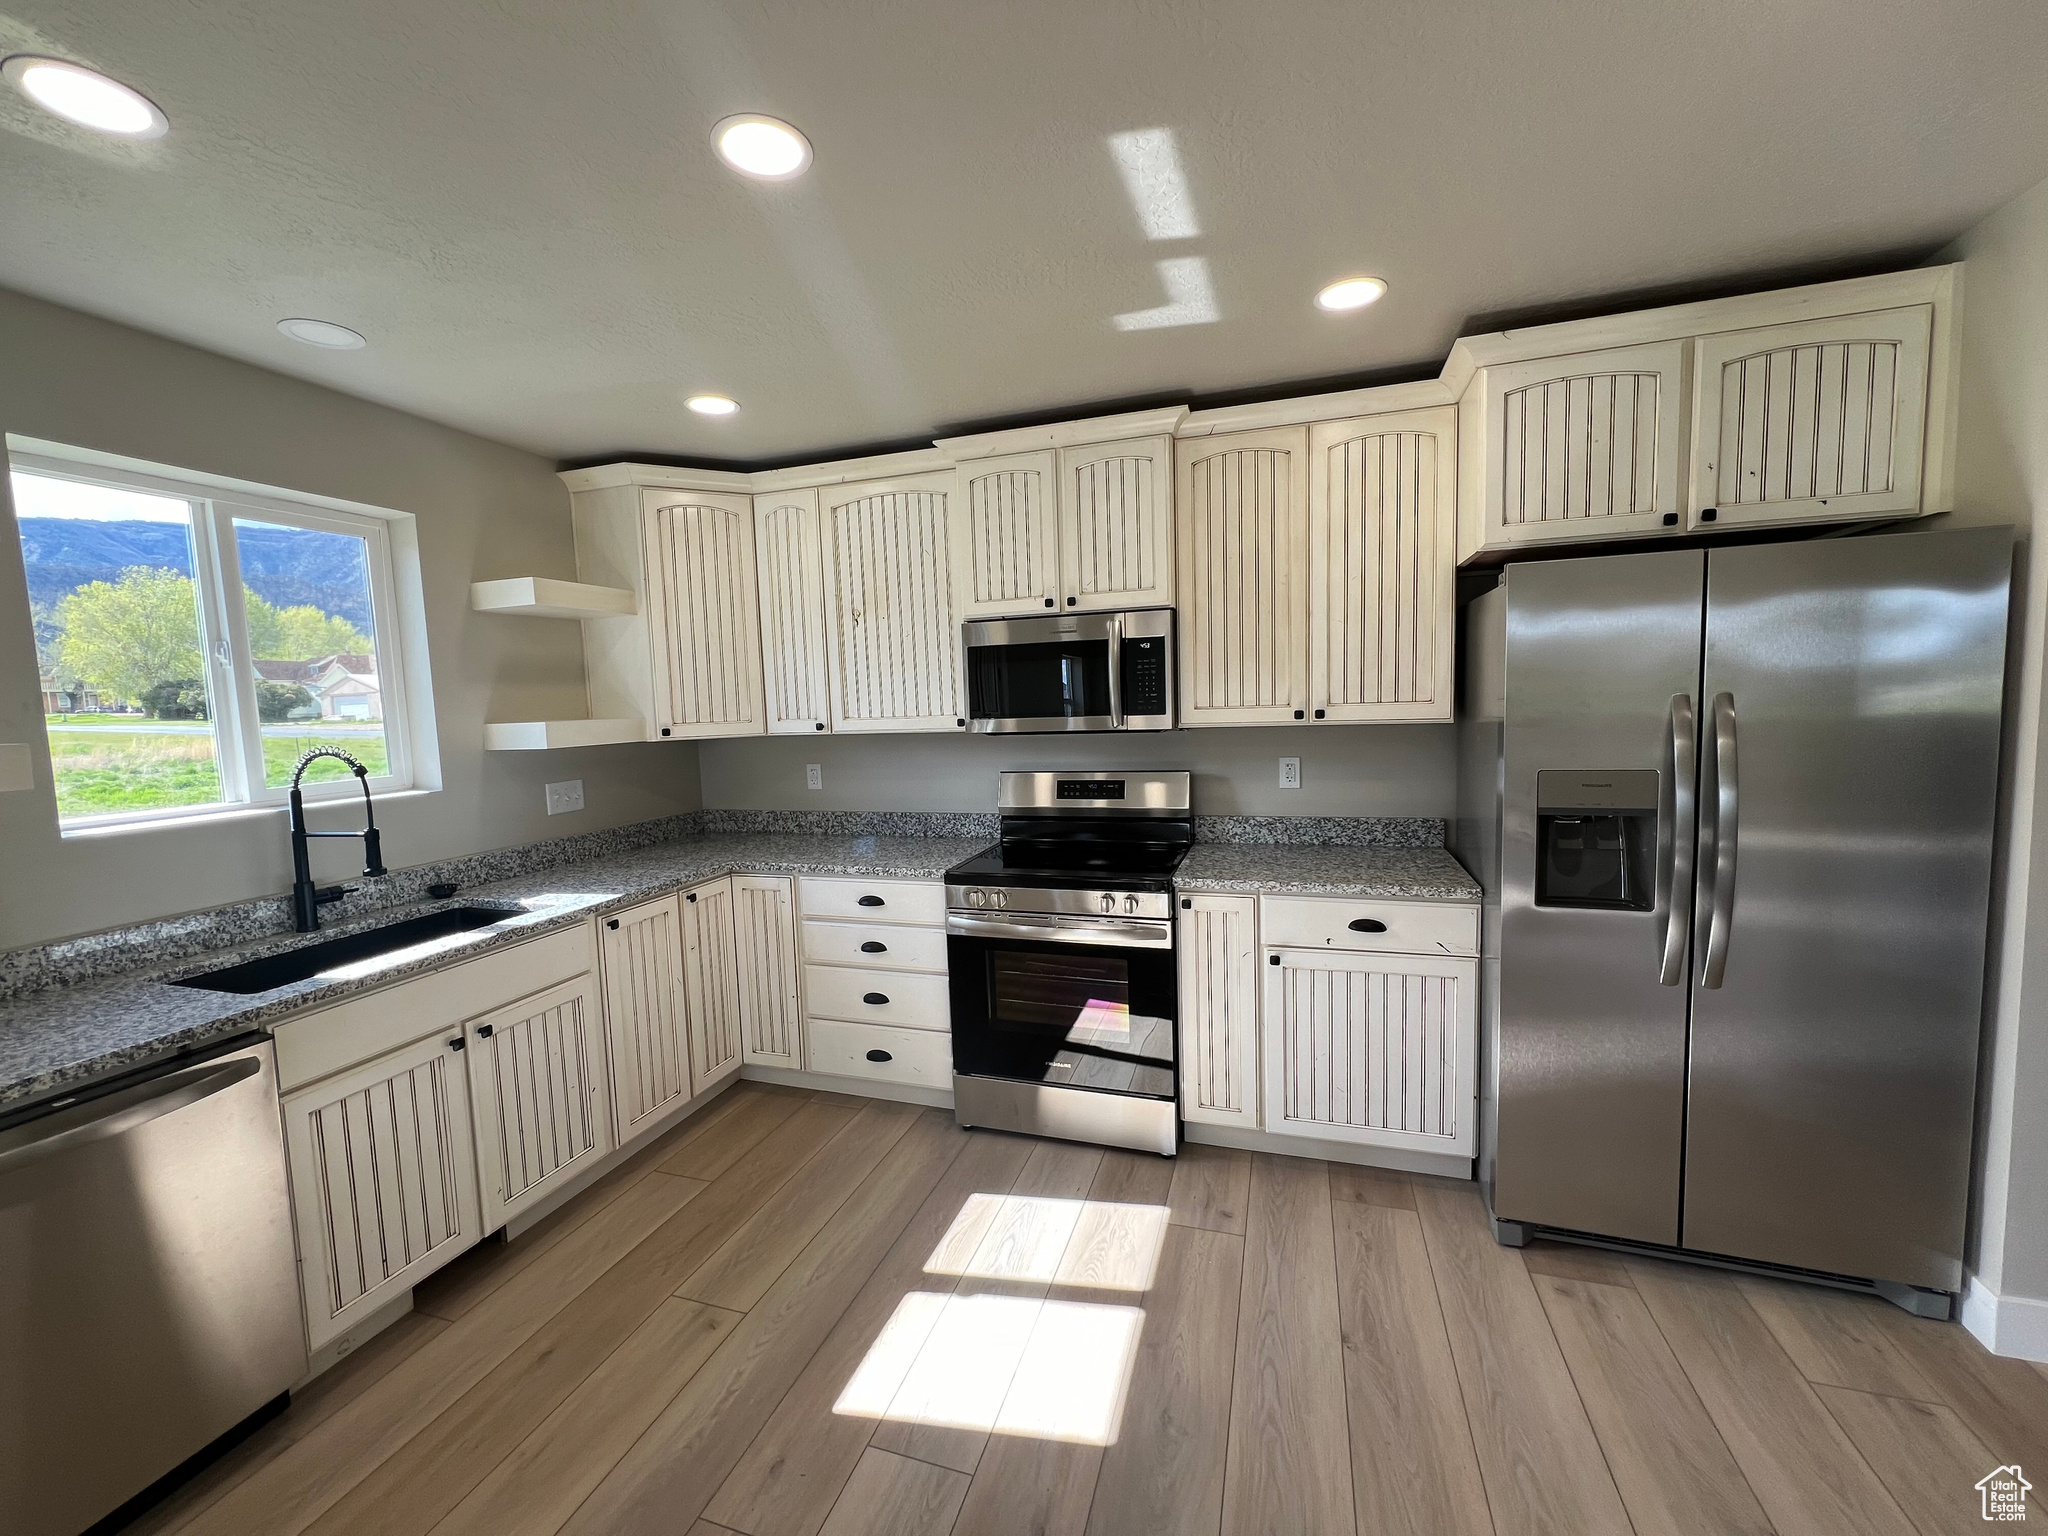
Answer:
[12,446,419,830]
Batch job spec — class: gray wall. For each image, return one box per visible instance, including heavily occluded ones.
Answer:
[698,723,1457,819]
[0,288,700,951]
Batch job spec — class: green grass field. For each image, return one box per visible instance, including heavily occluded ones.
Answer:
[47,724,390,818]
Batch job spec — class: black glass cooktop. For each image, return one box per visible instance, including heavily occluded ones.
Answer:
[945,815,1194,892]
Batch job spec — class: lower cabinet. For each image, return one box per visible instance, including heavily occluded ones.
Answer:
[464,972,613,1231]
[733,874,803,1068]
[682,877,744,1091]
[600,894,694,1139]
[281,1028,483,1351]
[1178,895,1261,1128]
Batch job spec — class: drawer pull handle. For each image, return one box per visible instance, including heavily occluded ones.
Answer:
[865,1049,893,1063]
[475,1024,494,1039]
[863,992,890,1006]
[860,941,888,953]
[1348,918,1389,933]
[858,895,885,907]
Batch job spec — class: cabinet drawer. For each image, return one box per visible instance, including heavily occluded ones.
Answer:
[804,963,951,1031]
[798,877,946,927]
[1258,896,1478,957]
[806,1018,953,1090]
[802,918,949,973]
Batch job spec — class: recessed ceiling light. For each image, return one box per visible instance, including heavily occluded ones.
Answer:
[686,394,739,416]
[1316,276,1388,312]
[712,114,812,180]
[277,318,366,350]
[3,56,167,139]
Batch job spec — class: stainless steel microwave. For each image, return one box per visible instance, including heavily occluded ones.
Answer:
[963,608,1175,733]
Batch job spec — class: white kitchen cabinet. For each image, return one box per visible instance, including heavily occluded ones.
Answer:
[733,874,803,1069]
[753,487,835,734]
[1178,894,1261,1129]
[282,1029,482,1351]
[820,472,965,733]
[1056,434,1174,611]
[464,973,612,1230]
[682,877,744,1090]
[1176,425,1309,726]
[599,894,693,1141]
[1688,305,1931,531]
[1261,946,1477,1158]
[1307,406,1458,723]
[954,450,1060,619]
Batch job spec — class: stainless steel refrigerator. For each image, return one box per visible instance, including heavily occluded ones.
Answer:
[1455,526,2010,1310]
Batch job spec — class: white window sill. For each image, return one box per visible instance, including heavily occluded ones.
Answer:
[60,786,436,840]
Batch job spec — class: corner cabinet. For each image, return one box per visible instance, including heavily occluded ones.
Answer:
[682,877,745,1090]
[820,472,965,733]
[599,894,695,1139]
[753,488,835,735]
[1178,895,1261,1128]
[464,973,612,1231]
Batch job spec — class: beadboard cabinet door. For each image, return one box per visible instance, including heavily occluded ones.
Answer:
[734,874,804,1069]
[1176,426,1309,726]
[1179,895,1261,1129]
[1058,434,1174,611]
[465,974,612,1230]
[1262,948,1477,1157]
[954,451,1060,619]
[600,894,693,1143]
[753,488,835,735]
[683,878,744,1090]
[643,490,767,739]
[1689,306,1931,531]
[282,1030,482,1350]
[1308,407,1457,723]
[820,473,966,733]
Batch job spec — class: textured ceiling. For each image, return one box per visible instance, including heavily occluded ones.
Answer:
[3,0,2046,465]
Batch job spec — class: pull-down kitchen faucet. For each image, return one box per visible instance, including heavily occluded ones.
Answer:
[288,749,386,931]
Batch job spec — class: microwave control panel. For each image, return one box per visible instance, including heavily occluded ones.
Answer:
[1121,634,1170,717]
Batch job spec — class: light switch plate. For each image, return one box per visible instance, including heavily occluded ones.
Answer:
[545,778,585,815]
[805,763,823,791]
[1278,757,1301,790]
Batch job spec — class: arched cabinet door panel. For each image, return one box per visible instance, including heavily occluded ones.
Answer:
[820,473,965,733]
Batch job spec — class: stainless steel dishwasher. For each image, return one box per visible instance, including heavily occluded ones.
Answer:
[0,1033,307,1536]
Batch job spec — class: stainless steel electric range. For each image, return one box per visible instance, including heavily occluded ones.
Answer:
[944,770,1190,1156]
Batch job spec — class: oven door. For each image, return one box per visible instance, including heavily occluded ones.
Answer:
[946,914,1176,1100]
[964,614,1122,733]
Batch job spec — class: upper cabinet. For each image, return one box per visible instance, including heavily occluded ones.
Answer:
[1057,435,1175,611]
[955,451,1060,618]
[753,487,834,735]
[820,471,965,733]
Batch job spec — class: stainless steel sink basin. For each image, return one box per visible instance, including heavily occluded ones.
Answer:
[169,906,514,994]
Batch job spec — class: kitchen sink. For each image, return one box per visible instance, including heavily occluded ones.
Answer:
[170,906,516,994]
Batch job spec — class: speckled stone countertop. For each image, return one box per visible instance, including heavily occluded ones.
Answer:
[1175,843,1481,900]
[0,832,986,1115]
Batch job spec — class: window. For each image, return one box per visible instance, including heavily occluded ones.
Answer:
[12,447,417,829]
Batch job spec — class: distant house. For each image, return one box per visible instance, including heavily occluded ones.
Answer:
[40,673,104,713]
[253,653,380,721]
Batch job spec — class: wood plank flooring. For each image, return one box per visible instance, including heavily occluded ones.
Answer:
[129,1083,2048,1536]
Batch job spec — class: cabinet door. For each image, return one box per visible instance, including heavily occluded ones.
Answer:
[1309,407,1457,723]
[1179,895,1260,1128]
[1176,426,1308,725]
[1689,306,1931,530]
[954,451,1060,618]
[1262,948,1477,1157]
[643,489,767,739]
[683,878,744,1090]
[282,1031,481,1350]
[1477,341,1688,549]
[1057,434,1174,611]
[734,874,803,1069]
[753,488,835,735]
[600,894,693,1143]
[465,974,612,1230]
[821,473,965,733]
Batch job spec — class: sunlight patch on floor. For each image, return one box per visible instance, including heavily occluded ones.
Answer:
[923,1194,1169,1291]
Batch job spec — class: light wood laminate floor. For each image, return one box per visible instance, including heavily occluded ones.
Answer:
[128,1083,2048,1536]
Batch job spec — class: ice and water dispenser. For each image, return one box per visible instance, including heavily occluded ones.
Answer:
[1534,769,1659,911]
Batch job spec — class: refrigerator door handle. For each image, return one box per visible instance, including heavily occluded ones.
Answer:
[1657,694,1697,985]
[1697,692,1739,988]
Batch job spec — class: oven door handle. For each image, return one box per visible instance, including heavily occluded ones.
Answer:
[946,911,1173,949]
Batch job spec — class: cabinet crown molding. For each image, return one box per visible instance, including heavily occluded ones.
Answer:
[935,405,1190,459]
[558,462,755,494]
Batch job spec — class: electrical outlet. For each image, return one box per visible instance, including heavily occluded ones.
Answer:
[805,763,824,791]
[1278,757,1302,790]
[545,778,585,815]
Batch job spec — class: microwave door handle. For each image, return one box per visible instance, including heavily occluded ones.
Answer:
[1657,694,1697,985]
[1106,613,1125,727]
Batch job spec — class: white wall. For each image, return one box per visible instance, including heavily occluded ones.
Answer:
[1941,176,2048,1357]
[698,723,1456,819]
[0,288,699,951]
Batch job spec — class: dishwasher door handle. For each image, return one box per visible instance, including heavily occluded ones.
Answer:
[0,1056,262,1176]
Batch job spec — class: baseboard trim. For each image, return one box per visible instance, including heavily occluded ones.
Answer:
[1961,1275,2048,1361]
[741,1063,955,1110]
[1184,1122,1474,1180]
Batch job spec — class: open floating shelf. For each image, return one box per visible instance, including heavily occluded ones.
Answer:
[483,718,647,751]
[470,577,635,620]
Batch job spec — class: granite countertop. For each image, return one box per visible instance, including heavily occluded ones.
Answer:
[1175,842,1481,900]
[0,832,987,1115]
